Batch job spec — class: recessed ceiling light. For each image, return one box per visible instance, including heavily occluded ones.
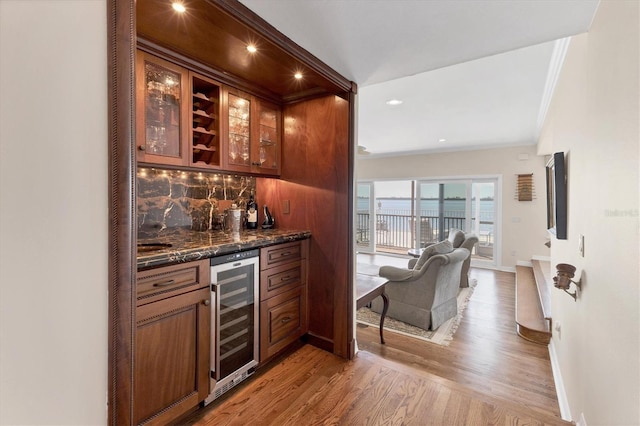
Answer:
[385,99,403,106]
[438,138,447,143]
[171,2,186,13]
[246,45,257,53]
[294,72,303,80]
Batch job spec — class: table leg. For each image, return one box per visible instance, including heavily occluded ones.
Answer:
[379,291,389,344]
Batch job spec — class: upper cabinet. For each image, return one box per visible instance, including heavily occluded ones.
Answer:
[136,50,280,175]
[136,50,190,166]
[256,100,281,174]
[136,50,223,169]
[223,87,281,175]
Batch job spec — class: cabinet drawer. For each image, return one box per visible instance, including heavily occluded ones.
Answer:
[260,286,308,361]
[137,260,209,306]
[260,240,303,269]
[260,260,304,301]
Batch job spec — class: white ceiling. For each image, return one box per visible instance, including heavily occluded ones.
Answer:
[240,0,599,156]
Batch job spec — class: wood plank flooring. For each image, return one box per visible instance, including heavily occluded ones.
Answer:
[183,260,568,426]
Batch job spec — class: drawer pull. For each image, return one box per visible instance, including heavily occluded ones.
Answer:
[153,279,175,287]
[280,275,291,281]
[281,316,292,323]
[203,299,210,306]
[280,252,291,257]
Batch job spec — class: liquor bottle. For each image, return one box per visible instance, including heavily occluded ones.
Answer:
[246,194,258,229]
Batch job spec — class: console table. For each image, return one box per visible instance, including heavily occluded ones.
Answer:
[356,273,389,344]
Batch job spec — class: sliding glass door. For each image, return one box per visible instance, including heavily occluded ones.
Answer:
[471,181,497,264]
[356,182,374,253]
[416,181,470,246]
[415,179,497,266]
[356,177,499,267]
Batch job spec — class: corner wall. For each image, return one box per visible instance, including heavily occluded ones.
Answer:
[357,145,549,269]
[0,1,108,424]
[538,1,639,423]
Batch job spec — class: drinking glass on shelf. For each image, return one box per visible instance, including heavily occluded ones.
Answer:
[146,125,159,153]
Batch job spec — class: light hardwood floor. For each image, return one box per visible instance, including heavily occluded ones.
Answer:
[184,257,568,425]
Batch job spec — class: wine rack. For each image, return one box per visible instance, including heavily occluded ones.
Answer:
[191,75,221,168]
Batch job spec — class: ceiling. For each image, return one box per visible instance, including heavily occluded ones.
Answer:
[239,0,599,156]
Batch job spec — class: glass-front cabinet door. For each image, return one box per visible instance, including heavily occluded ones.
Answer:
[223,87,281,175]
[225,89,252,171]
[136,50,189,166]
[255,100,280,174]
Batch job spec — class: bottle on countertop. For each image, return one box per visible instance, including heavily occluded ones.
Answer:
[246,193,258,230]
[262,205,275,229]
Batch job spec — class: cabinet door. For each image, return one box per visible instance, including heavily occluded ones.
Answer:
[223,87,253,173]
[260,286,307,361]
[254,99,281,175]
[134,287,210,425]
[136,51,190,166]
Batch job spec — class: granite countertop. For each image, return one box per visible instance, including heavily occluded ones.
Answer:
[137,227,311,270]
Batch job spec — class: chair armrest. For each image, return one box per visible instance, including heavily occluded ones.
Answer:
[407,258,418,269]
[379,265,415,282]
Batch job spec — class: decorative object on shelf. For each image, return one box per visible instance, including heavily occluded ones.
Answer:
[246,193,258,229]
[515,173,535,201]
[546,152,568,239]
[553,263,582,301]
[262,205,275,229]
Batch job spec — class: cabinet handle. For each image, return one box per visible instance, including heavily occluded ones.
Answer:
[280,252,291,257]
[153,279,175,287]
[138,145,146,151]
[281,316,292,323]
[280,276,291,281]
[203,299,210,306]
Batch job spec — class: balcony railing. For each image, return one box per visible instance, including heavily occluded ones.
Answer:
[356,211,494,257]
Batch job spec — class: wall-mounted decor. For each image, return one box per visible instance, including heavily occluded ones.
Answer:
[546,152,567,239]
[515,173,535,201]
[553,263,581,301]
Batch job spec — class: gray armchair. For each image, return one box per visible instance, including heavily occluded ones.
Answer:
[457,232,478,288]
[371,247,469,331]
[408,229,478,288]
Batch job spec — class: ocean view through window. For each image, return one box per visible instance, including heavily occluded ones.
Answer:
[356,179,497,264]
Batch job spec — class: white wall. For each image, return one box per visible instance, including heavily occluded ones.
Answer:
[357,145,549,269]
[0,1,108,424]
[538,1,639,424]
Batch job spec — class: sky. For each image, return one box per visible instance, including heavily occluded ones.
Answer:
[358,180,495,199]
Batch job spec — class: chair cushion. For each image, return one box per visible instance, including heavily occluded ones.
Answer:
[413,240,453,270]
[448,229,466,248]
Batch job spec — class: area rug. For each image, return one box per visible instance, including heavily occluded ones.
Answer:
[356,279,476,346]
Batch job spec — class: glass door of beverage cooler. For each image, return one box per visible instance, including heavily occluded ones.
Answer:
[210,253,259,391]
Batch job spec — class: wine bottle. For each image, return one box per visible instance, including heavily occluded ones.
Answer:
[246,194,258,229]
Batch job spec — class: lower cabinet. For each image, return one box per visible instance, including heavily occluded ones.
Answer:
[135,260,210,425]
[259,239,309,362]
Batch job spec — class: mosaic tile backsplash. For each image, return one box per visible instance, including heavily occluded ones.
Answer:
[137,167,256,236]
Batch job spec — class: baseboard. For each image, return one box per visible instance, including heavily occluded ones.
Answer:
[576,412,587,426]
[306,332,334,353]
[548,339,572,422]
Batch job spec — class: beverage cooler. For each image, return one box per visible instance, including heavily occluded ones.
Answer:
[205,249,259,404]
